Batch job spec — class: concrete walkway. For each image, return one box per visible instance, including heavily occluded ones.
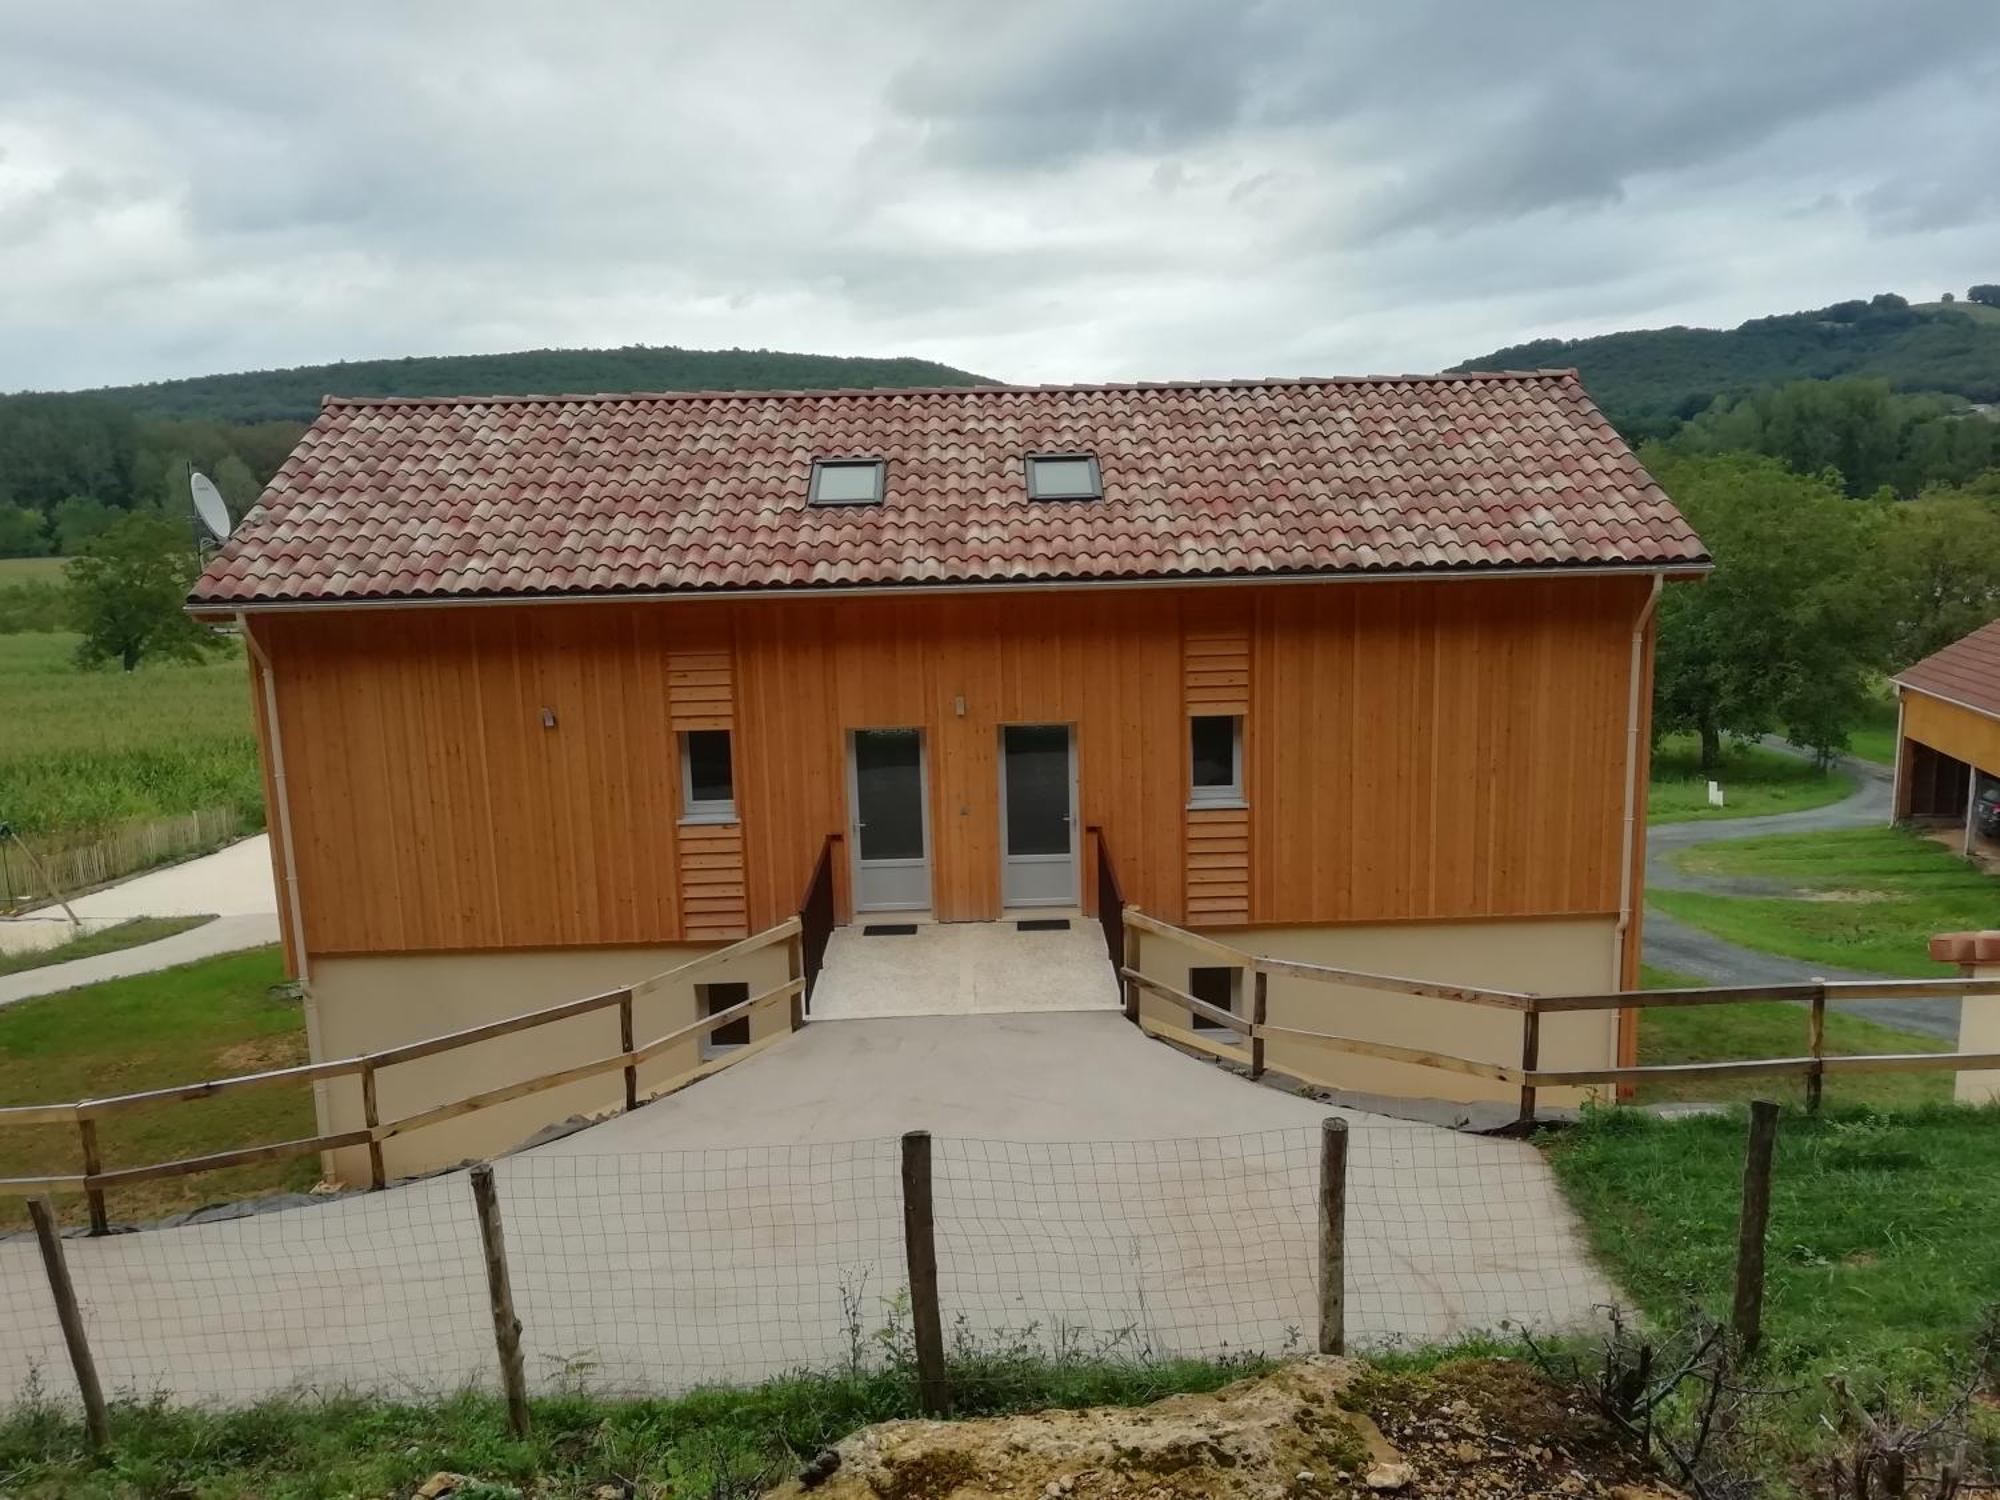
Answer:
[0,1013,1614,1405]
[808,917,1122,1020]
[0,838,280,1008]
[1644,748,1962,1040]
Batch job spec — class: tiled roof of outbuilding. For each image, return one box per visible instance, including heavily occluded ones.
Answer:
[190,371,1708,605]
[1896,618,2000,721]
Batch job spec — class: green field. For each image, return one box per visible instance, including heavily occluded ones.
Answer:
[0,945,311,1227]
[1649,732,1854,823]
[1845,690,1900,767]
[1653,825,1999,976]
[1545,1105,2000,1484]
[0,631,262,842]
[0,556,66,584]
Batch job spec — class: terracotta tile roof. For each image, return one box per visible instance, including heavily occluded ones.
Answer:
[190,372,1708,606]
[1896,619,2000,721]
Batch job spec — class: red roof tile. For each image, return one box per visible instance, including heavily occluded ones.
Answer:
[1896,618,2000,721]
[190,372,1708,606]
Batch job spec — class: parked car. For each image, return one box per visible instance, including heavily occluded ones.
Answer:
[1976,781,2000,838]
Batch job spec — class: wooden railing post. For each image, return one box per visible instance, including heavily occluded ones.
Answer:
[1317,1117,1348,1355]
[75,1118,108,1234]
[1806,983,1826,1114]
[1516,1007,1542,1125]
[1123,914,1143,1025]
[360,1060,387,1190]
[1732,1099,1780,1359]
[1250,967,1269,1079]
[900,1130,949,1415]
[470,1163,532,1437]
[617,993,638,1112]
[787,933,805,1031]
[28,1196,109,1449]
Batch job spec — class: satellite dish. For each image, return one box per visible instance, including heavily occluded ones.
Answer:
[189,471,233,542]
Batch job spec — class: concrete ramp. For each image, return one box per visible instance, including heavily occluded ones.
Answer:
[807,917,1122,1020]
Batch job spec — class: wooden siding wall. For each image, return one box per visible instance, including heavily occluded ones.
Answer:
[1903,690,2000,784]
[1183,609,1252,924]
[259,575,1652,959]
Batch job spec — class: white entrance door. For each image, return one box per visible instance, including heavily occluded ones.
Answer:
[849,728,931,912]
[1000,723,1077,907]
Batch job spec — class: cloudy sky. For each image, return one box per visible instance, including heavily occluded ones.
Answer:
[2,1,1996,393]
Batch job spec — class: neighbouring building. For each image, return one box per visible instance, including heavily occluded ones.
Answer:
[189,374,1709,1178]
[1892,619,2000,855]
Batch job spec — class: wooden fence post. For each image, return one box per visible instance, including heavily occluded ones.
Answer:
[469,1163,532,1437]
[1731,1099,1780,1359]
[360,1061,387,1190]
[1250,968,1269,1079]
[617,992,639,1112]
[788,934,806,1030]
[1806,985,1827,1114]
[75,1119,108,1235]
[28,1197,109,1450]
[1516,1008,1542,1126]
[1317,1117,1348,1355]
[900,1130,950,1415]
[1123,920,1143,1025]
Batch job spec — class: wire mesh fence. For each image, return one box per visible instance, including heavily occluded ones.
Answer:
[0,1122,1616,1413]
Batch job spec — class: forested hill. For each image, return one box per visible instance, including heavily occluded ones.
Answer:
[1455,294,2000,438]
[59,345,997,424]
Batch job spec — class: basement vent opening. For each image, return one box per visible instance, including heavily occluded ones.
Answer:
[862,923,919,936]
[1016,918,1071,932]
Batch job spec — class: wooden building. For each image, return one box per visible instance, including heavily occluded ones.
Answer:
[191,374,1708,1174]
[1892,619,2000,849]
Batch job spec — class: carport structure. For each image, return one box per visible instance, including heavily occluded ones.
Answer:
[1893,619,2000,854]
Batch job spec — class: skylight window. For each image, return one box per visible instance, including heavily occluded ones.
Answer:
[1025,453,1102,500]
[809,459,886,505]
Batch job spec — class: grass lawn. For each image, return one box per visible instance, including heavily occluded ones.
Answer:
[0,632,261,842]
[0,1356,1267,1499]
[1648,732,1853,824]
[0,915,213,978]
[0,945,312,1228]
[1653,825,1999,977]
[1545,1105,2000,1480]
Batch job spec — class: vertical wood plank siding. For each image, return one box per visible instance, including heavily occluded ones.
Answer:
[259,575,1650,957]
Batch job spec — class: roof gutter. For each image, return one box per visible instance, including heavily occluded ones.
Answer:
[191,559,1713,619]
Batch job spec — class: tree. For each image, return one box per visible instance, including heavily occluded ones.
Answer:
[1879,487,2000,663]
[64,514,224,672]
[211,453,260,513]
[0,505,51,557]
[1649,452,1891,771]
[1969,285,2000,308]
[51,495,119,554]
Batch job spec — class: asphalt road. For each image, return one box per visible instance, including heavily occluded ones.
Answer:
[1642,746,1962,1040]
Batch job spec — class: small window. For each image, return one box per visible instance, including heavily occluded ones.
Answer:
[1025,453,1102,500]
[700,981,751,1057]
[809,459,886,505]
[1189,715,1243,807]
[681,729,736,822]
[1189,966,1241,1042]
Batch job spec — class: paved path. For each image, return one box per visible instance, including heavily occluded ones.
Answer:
[1644,748,1961,1040]
[0,838,281,1008]
[0,1013,1614,1406]
[809,918,1121,1020]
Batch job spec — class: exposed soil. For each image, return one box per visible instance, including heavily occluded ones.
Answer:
[764,1358,1681,1500]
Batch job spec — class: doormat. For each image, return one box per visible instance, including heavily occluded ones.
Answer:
[1016,918,1071,932]
[862,923,919,936]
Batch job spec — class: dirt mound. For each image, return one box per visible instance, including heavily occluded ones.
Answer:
[764,1358,1680,1500]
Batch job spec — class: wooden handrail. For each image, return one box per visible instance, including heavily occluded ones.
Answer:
[1117,907,1999,1120]
[0,916,807,1209]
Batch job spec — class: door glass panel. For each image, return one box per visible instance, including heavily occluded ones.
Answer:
[855,729,924,862]
[1003,725,1071,857]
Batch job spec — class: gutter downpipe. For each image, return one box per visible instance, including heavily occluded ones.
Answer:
[1887,688,1906,829]
[238,614,331,1144]
[1612,574,1666,1068]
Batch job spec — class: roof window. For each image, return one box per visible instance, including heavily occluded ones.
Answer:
[1026,453,1102,500]
[809,458,886,506]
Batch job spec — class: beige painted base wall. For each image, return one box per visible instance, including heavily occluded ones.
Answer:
[1136,918,1621,1107]
[309,942,792,1184]
[1958,960,2000,1105]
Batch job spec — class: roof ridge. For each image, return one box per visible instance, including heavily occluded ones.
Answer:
[319,370,1583,411]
